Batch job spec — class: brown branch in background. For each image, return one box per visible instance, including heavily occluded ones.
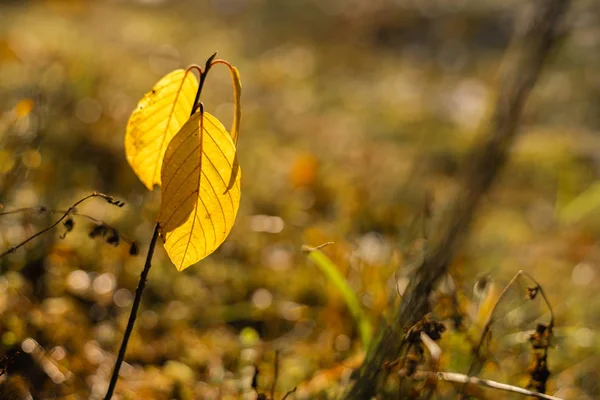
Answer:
[0,192,125,259]
[405,370,564,400]
[343,0,570,398]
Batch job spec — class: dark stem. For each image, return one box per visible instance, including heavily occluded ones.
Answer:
[0,192,121,259]
[281,387,297,400]
[191,52,218,115]
[104,223,160,399]
[271,350,279,399]
[0,207,136,245]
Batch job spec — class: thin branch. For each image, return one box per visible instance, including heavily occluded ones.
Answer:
[520,270,554,329]
[104,223,160,400]
[300,241,334,253]
[0,206,47,216]
[0,207,137,245]
[0,192,122,259]
[466,271,521,377]
[406,370,564,400]
[465,270,554,379]
[281,387,297,400]
[191,52,218,115]
[271,350,279,400]
[343,0,570,397]
[209,58,242,194]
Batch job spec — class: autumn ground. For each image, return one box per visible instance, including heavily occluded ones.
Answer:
[0,0,599,399]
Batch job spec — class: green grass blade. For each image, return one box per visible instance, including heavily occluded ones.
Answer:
[558,181,600,224]
[306,248,373,350]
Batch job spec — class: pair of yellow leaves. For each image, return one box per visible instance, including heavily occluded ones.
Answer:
[125,65,241,271]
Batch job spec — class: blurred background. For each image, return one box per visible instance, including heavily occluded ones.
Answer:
[0,0,599,398]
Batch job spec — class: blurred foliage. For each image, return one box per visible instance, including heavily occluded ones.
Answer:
[0,0,599,398]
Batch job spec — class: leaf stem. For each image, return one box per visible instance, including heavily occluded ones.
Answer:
[191,52,218,116]
[104,222,160,399]
[210,59,242,146]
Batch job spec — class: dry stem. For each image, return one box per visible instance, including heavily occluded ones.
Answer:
[407,370,563,400]
[0,192,122,259]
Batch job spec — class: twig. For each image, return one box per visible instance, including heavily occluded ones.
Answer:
[343,0,570,398]
[0,207,137,245]
[465,270,554,380]
[300,242,334,253]
[520,270,554,329]
[281,387,297,400]
[0,192,122,259]
[271,351,279,400]
[104,223,160,399]
[191,52,218,115]
[406,370,564,400]
[466,271,521,377]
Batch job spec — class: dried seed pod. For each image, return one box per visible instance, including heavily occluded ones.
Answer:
[63,218,74,232]
[105,196,125,207]
[60,217,75,239]
[89,224,107,238]
[129,242,139,256]
[529,323,551,349]
[526,286,539,300]
[105,229,120,246]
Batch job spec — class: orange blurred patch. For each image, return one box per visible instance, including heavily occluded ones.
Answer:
[14,98,34,118]
[290,154,319,187]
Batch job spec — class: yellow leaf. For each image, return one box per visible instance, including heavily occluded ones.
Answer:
[157,111,241,270]
[229,65,242,146]
[226,66,242,192]
[211,60,242,192]
[474,282,501,328]
[125,68,198,190]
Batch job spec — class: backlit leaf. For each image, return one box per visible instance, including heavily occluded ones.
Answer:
[211,60,242,193]
[125,68,198,190]
[226,65,242,192]
[228,65,242,146]
[157,111,241,270]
